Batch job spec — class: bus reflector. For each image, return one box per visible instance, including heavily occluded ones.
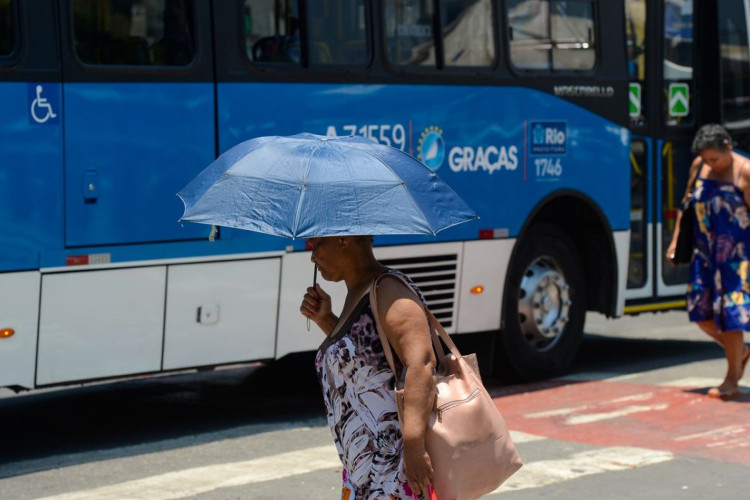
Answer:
[1,328,14,338]
[478,228,509,239]
[470,286,485,295]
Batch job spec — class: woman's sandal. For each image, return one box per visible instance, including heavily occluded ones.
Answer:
[707,387,741,400]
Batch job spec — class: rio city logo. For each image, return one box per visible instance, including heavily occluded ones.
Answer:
[530,121,567,155]
[418,126,445,170]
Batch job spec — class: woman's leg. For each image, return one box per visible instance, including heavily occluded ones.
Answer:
[696,321,747,397]
[695,319,725,347]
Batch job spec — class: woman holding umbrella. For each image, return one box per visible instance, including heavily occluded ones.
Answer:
[301,235,438,499]
[179,133,479,498]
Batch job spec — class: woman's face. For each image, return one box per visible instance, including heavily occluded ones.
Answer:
[700,147,733,174]
[308,237,344,282]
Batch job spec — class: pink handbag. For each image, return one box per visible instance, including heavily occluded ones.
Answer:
[370,274,522,500]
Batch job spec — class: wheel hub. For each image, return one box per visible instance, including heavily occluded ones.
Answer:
[517,257,572,351]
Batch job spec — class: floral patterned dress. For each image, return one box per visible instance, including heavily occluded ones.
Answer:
[687,177,750,330]
[315,271,432,500]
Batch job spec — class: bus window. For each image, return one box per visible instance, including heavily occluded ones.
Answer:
[243,0,300,65]
[719,0,750,134]
[307,0,368,66]
[507,0,595,72]
[72,0,195,66]
[384,0,436,68]
[663,0,693,125]
[441,0,495,68]
[626,0,646,126]
[0,0,13,57]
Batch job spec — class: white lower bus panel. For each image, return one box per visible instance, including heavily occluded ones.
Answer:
[0,271,41,389]
[163,258,280,370]
[37,267,167,386]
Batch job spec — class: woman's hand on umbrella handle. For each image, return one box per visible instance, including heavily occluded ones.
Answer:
[301,284,334,331]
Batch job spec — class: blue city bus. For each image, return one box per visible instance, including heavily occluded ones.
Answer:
[0,0,631,391]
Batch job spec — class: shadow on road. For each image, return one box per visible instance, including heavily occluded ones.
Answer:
[0,335,730,478]
[0,353,325,478]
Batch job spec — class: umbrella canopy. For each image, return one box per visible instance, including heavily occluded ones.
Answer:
[178,133,477,239]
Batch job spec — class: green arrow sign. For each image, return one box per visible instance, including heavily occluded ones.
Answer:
[669,83,689,117]
[629,83,641,117]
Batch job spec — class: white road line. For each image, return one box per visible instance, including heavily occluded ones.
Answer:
[565,403,669,425]
[658,376,750,389]
[509,430,547,443]
[36,445,341,500]
[495,446,674,493]
[525,405,590,419]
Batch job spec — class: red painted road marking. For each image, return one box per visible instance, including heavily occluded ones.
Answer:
[492,380,750,466]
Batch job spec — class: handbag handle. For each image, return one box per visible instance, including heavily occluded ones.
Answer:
[370,272,464,378]
[681,160,702,204]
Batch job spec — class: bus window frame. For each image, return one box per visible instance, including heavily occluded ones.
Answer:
[59,0,211,83]
[505,0,600,77]
[237,0,377,78]
[380,0,502,75]
[0,0,22,66]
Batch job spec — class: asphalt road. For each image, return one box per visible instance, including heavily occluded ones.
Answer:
[1,311,749,499]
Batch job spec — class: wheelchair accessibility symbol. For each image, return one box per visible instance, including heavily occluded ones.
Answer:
[28,84,60,124]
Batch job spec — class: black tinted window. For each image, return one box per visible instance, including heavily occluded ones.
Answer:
[0,0,14,56]
[243,0,301,66]
[719,0,750,126]
[385,0,436,68]
[307,0,368,65]
[73,0,195,66]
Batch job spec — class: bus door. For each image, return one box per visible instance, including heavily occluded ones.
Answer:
[59,0,215,248]
[625,0,696,307]
[0,0,62,389]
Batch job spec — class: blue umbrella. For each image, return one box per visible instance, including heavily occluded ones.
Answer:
[178,133,477,239]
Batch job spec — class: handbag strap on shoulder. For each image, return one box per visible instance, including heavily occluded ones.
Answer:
[370,272,461,377]
[682,160,702,203]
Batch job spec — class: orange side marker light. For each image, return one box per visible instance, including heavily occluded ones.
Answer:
[470,286,485,295]
[1,328,15,338]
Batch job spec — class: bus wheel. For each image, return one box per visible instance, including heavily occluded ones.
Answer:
[497,224,586,381]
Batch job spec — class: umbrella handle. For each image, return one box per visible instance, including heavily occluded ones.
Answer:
[307,264,317,332]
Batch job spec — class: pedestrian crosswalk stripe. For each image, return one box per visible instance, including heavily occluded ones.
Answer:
[494,446,674,493]
[658,377,750,389]
[35,445,341,500]
[34,431,679,500]
[509,430,547,443]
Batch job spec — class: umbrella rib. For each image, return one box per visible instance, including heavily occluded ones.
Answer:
[291,144,319,238]
[366,149,437,235]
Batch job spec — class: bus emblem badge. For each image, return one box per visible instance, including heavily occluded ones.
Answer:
[418,126,445,170]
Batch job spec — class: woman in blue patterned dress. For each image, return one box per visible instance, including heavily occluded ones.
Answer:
[667,124,750,399]
[300,235,437,499]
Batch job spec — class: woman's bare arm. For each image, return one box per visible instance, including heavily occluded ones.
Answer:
[375,276,437,496]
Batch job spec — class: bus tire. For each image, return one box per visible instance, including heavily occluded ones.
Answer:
[497,223,586,381]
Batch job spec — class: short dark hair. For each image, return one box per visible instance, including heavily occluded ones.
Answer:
[691,123,732,153]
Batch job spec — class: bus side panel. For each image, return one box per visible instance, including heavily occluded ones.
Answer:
[36,267,166,385]
[0,272,40,389]
[163,258,280,370]
[62,82,214,247]
[0,82,64,271]
[457,239,514,333]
